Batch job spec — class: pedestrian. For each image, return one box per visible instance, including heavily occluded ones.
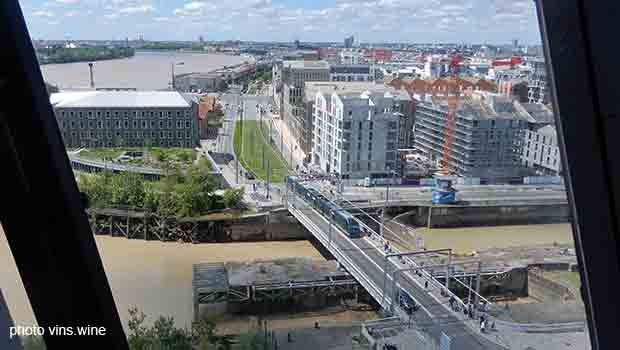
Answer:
[424,280,429,290]
[287,332,292,343]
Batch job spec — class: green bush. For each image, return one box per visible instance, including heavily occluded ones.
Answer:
[223,188,244,208]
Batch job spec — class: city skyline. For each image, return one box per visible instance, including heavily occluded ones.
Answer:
[23,0,542,44]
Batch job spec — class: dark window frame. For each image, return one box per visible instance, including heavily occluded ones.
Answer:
[0,1,618,350]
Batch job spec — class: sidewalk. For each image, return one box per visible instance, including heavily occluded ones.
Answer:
[362,234,509,348]
[270,115,307,170]
[242,182,284,211]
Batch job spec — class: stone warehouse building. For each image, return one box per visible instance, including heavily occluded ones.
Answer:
[51,91,199,148]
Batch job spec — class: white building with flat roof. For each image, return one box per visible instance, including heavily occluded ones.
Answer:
[312,89,401,179]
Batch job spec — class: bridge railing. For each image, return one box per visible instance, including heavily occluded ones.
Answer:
[287,203,393,309]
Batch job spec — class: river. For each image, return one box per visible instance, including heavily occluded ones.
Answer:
[40,51,249,91]
[0,227,324,330]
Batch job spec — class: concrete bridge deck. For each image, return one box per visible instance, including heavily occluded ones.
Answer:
[287,190,504,350]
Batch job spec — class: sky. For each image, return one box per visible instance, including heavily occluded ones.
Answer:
[21,0,542,44]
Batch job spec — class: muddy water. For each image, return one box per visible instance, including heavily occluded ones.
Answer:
[0,228,323,329]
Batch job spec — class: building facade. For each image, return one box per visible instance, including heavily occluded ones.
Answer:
[329,64,373,82]
[174,62,256,92]
[527,58,549,104]
[312,90,401,179]
[279,60,330,156]
[521,125,561,176]
[344,35,354,49]
[51,91,199,148]
[306,82,414,162]
[517,102,561,175]
[414,94,528,181]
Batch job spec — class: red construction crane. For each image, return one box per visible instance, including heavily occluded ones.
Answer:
[388,54,464,176]
[438,55,463,176]
[438,86,460,175]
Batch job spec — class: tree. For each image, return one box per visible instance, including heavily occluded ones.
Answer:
[127,307,150,350]
[223,188,244,208]
[177,150,193,162]
[109,172,147,208]
[127,308,192,350]
[22,335,46,350]
[236,329,267,350]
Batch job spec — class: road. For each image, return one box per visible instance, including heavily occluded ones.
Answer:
[289,191,502,349]
[337,184,568,207]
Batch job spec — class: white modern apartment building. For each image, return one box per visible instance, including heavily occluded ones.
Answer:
[312,89,401,178]
[517,103,562,175]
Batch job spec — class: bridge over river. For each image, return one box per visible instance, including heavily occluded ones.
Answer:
[286,179,506,350]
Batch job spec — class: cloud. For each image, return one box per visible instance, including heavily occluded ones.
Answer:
[173,1,216,17]
[104,13,119,19]
[153,16,172,22]
[56,0,80,4]
[33,10,54,17]
[119,5,154,14]
[65,10,79,16]
[184,2,207,10]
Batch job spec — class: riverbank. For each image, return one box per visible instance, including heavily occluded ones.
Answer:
[0,228,324,329]
[40,51,248,90]
[37,47,134,65]
[417,223,574,255]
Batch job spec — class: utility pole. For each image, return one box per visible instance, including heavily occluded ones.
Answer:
[269,120,273,145]
[380,184,389,237]
[467,275,473,305]
[267,160,271,200]
[445,249,452,290]
[474,261,482,317]
[262,145,265,169]
[290,142,293,168]
[328,209,333,247]
[235,159,239,185]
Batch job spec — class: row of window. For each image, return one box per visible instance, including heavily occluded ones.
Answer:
[60,119,192,130]
[65,138,193,148]
[63,130,193,140]
[58,109,189,119]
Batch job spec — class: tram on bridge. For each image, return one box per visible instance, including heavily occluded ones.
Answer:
[287,176,362,238]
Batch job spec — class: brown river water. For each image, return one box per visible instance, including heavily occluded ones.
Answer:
[0,227,323,329]
[40,51,249,91]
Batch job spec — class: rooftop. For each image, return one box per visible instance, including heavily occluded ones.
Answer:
[283,60,330,70]
[422,95,528,121]
[305,81,410,102]
[520,102,555,123]
[536,124,558,137]
[330,64,371,74]
[50,91,191,108]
